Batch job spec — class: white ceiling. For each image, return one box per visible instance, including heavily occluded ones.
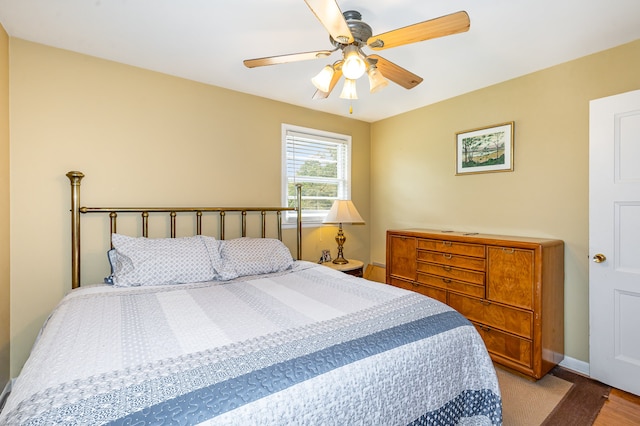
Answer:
[1,0,639,122]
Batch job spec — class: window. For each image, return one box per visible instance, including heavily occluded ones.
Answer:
[282,124,352,225]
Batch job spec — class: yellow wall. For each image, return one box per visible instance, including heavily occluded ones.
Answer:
[0,23,10,389]
[8,39,370,375]
[371,39,640,363]
[6,33,640,377]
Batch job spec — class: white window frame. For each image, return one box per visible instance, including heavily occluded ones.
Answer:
[282,123,352,226]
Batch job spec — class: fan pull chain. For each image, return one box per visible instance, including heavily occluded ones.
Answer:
[349,102,353,114]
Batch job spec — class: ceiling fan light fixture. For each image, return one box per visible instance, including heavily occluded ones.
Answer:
[367,65,388,94]
[245,7,471,104]
[341,45,366,80]
[311,65,335,93]
[339,78,358,100]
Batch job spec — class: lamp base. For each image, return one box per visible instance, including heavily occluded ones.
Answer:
[332,224,349,264]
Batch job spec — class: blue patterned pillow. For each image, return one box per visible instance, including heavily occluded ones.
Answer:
[217,237,294,281]
[110,234,222,286]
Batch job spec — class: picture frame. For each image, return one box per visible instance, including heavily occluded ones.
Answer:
[455,122,514,175]
[320,249,332,263]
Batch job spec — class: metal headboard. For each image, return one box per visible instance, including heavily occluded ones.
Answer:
[67,171,303,289]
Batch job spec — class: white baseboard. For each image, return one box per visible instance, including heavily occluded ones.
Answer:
[559,356,590,377]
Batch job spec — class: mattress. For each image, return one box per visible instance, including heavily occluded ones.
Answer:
[0,261,502,425]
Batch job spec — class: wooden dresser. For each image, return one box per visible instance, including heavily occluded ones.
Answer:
[386,229,564,379]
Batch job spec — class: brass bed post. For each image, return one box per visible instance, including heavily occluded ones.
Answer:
[142,212,149,237]
[66,171,84,289]
[261,211,266,238]
[277,211,282,241]
[241,211,247,237]
[219,211,226,240]
[196,211,202,235]
[109,212,117,247]
[170,212,177,238]
[296,183,302,260]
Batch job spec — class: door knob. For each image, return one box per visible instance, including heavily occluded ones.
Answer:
[592,253,606,263]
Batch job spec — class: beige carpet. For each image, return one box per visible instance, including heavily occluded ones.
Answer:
[496,366,573,425]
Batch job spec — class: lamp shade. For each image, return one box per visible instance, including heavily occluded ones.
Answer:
[367,65,389,94]
[339,78,358,100]
[323,200,365,224]
[311,65,335,93]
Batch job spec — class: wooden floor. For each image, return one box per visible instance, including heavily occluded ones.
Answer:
[594,388,640,425]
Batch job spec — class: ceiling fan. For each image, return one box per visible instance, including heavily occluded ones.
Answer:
[243,0,470,101]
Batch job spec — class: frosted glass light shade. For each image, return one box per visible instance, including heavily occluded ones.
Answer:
[323,200,365,224]
[311,65,335,93]
[341,46,366,79]
[367,66,389,93]
[339,79,358,100]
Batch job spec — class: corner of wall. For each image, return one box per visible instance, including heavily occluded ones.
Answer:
[0,23,12,390]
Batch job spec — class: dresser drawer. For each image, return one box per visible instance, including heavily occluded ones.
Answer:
[417,250,486,271]
[387,235,417,282]
[487,246,535,310]
[473,323,533,369]
[417,262,485,285]
[417,272,485,299]
[388,276,413,289]
[449,293,533,339]
[389,277,447,303]
[417,239,485,258]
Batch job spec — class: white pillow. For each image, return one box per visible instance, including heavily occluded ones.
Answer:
[217,237,294,281]
[110,234,222,287]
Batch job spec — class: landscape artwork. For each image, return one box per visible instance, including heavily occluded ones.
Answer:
[456,122,514,175]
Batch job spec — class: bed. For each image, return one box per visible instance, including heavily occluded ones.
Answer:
[0,171,502,425]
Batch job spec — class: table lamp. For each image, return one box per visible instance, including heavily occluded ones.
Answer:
[323,200,365,264]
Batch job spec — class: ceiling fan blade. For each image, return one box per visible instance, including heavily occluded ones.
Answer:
[367,11,470,50]
[369,55,423,89]
[312,68,343,99]
[244,50,334,68]
[304,0,354,44]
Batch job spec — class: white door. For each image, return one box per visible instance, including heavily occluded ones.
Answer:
[589,89,640,396]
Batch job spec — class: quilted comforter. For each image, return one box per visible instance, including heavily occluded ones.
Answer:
[0,261,502,425]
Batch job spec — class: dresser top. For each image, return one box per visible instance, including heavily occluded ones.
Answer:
[388,228,563,247]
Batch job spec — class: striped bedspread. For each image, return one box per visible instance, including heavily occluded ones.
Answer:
[0,261,502,425]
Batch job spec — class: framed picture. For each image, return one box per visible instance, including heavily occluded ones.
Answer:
[455,122,514,175]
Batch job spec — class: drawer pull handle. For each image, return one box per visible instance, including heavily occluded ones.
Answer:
[442,266,452,272]
[480,326,491,332]
[443,241,452,247]
[502,248,515,254]
[480,300,491,306]
[443,254,452,259]
[442,279,452,284]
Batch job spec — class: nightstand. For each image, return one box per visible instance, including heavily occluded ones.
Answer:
[321,259,364,277]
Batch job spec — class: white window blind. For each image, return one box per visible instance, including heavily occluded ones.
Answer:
[282,124,351,224]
